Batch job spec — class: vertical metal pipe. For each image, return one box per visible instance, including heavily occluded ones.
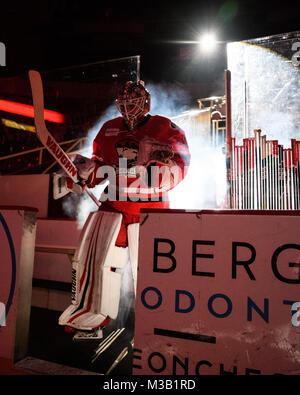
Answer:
[273,141,279,210]
[225,70,232,208]
[239,145,243,209]
[254,129,262,209]
[250,138,255,209]
[261,135,266,209]
[288,148,293,209]
[243,138,248,209]
[284,149,288,209]
[296,141,300,209]
[291,139,299,209]
[278,145,284,209]
[233,138,237,209]
[266,141,270,209]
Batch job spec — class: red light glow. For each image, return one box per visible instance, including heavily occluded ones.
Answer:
[0,99,64,123]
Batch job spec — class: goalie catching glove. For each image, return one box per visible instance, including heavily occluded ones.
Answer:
[53,154,99,199]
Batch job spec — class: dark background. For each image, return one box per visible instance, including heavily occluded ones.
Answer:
[0,0,299,83]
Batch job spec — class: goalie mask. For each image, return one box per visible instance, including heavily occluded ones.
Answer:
[116,81,150,130]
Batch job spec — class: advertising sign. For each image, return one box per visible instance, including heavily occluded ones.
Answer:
[133,210,300,375]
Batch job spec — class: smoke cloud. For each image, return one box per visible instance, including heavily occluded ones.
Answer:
[168,129,227,210]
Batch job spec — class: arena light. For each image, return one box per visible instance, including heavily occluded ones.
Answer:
[198,32,218,53]
[0,99,64,123]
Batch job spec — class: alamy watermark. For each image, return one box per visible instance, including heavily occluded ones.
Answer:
[292,302,300,327]
[0,42,6,66]
[291,41,300,66]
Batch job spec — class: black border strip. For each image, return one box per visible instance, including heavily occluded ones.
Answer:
[154,328,216,344]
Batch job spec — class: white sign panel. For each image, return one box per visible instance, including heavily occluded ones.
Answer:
[133,210,300,375]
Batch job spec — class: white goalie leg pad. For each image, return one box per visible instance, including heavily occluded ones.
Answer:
[127,223,140,296]
[59,211,102,325]
[58,210,128,330]
[99,266,122,319]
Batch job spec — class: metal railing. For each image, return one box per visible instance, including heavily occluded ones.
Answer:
[228,129,300,210]
[0,137,88,173]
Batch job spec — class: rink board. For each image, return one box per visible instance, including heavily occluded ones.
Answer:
[133,209,300,375]
[0,207,37,362]
[0,175,49,217]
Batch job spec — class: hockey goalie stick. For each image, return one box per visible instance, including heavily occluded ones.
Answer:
[28,70,101,208]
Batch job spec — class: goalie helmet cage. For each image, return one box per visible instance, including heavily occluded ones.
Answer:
[225,31,300,210]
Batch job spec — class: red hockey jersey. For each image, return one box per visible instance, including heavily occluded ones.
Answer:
[91,114,190,207]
